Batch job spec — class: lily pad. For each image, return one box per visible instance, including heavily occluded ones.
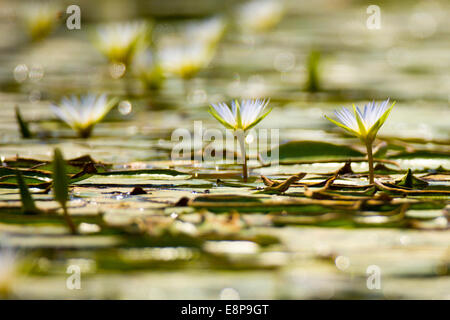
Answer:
[264,141,364,162]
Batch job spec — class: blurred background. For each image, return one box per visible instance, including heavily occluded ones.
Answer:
[0,0,448,300]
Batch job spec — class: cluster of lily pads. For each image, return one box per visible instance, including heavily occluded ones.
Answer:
[14,1,398,186]
[10,0,292,235]
[2,0,447,301]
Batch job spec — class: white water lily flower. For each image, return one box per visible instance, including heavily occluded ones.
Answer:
[325,98,395,143]
[159,42,213,79]
[95,21,150,65]
[209,99,272,182]
[210,99,272,131]
[22,2,60,41]
[0,246,18,297]
[51,94,118,138]
[184,17,227,47]
[325,98,395,184]
[237,0,285,33]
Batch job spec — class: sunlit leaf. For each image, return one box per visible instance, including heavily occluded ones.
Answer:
[15,171,39,215]
[15,106,32,139]
[52,149,69,207]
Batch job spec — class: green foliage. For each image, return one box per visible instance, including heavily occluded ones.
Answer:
[15,106,32,139]
[305,50,321,92]
[51,148,77,234]
[52,148,69,207]
[388,150,450,159]
[15,171,39,214]
[97,168,189,177]
[395,169,429,189]
[266,141,364,162]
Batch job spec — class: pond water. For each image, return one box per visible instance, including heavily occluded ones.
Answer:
[0,0,449,299]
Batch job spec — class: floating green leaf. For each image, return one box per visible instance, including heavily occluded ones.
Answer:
[394,169,429,189]
[97,168,190,177]
[265,141,364,162]
[389,150,450,159]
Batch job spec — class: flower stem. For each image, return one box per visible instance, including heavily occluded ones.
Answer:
[236,130,248,182]
[62,204,77,235]
[242,154,248,182]
[366,141,374,184]
[79,126,93,139]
